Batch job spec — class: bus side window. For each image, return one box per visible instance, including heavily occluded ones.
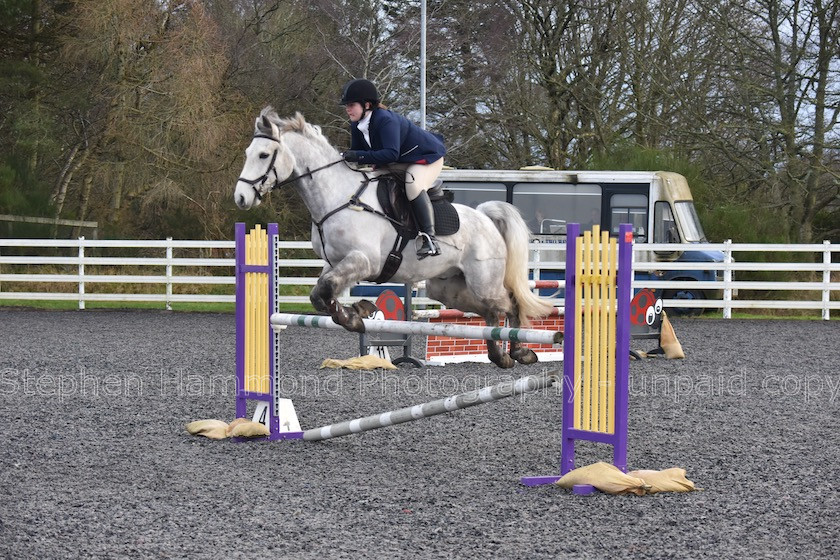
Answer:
[511,183,602,236]
[609,194,648,242]
[443,182,507,209]
[654,201,680,243]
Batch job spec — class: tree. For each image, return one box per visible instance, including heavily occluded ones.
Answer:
[692,0,840,243]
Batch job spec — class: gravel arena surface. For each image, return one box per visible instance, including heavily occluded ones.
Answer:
[1,309,839,559]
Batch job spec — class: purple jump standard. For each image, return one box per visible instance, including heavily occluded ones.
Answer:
[520,223,633,486]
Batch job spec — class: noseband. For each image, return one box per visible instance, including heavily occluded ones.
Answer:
[237,134,281,201]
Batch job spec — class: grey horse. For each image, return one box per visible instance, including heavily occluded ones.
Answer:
[234,107,554,368]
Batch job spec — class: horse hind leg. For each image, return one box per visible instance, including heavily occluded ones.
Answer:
[427,276,514,369]
[505,298,539,365]
[481,311,515,369]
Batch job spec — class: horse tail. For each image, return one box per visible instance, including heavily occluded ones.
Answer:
[476,201,556,326]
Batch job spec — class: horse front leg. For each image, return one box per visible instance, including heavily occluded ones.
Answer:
[309,251,376,333]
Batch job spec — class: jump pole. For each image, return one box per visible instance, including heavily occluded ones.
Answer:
[270,313,563,346]
[303,371,558,441]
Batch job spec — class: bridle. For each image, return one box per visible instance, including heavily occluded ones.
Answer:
[237,131,402,269]
[237,133,344,201]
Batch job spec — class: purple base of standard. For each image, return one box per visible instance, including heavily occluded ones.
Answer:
[520,475,562,487]
[519,478,598,496]
[572,484,597,495]
[230,431,305,444]
[269,431,304,440]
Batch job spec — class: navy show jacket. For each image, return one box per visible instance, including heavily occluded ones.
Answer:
[349,108,446,165]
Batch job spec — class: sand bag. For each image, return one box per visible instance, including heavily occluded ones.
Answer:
[320,355,397,370]
[659,310,685,359]
[227,420,270,438]
[556,462,650,496]
[628,468,697,493]
[640,310,685,359]
[185,419,229,440]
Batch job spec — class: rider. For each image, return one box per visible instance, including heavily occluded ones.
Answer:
[340,78,446,259]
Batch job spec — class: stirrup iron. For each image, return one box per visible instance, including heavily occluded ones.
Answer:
[415,232,441,259]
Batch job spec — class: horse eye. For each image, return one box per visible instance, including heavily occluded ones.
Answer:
[259,153,269,159]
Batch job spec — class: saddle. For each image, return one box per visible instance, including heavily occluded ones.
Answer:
[364,173,461,284]
[375,175,460,237]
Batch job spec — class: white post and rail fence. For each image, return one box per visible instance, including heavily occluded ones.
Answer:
[0,237,838,319]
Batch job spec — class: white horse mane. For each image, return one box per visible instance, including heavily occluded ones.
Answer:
[257,106,334,152]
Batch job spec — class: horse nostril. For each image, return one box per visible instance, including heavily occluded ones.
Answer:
[237,194,246,208]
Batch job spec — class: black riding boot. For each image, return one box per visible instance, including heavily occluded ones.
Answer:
[410,190,441,259]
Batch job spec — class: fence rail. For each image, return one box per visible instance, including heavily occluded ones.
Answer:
[1,237,838,318]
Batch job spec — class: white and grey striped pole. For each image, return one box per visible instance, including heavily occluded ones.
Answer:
[270,313,562,345]
[303,371,558,441]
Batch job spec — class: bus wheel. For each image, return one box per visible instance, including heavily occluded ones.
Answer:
[663,288,704,317]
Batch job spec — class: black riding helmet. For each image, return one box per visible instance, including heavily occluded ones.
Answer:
[340,79,380,106]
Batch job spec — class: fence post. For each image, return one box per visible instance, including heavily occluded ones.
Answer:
[823,240,831,321]
[78,236,85,310]
[532,239,541,295]
[166,237,173,311]
[723,239,733,319]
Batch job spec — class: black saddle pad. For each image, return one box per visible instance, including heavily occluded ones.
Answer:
[376,175,460,236]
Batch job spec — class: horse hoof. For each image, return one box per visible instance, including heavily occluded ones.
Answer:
[492,354,516,369]
[342,315,366,333]
[511,348,539,365]
[328,301,366,333]
[332,311,366,333]
[352,299,378,319]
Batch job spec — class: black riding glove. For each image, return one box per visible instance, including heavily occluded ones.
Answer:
[343,150,361,162]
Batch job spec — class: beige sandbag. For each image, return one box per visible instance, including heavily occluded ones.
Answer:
[228,420,271,438]
[320,355,397,370]
[556,462,650,496]
[628,468,697,493]
[225,417,250,436]
[185,419,229,440]
[659,310,685,359]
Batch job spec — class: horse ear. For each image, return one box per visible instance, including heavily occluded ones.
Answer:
[255,115,281,139]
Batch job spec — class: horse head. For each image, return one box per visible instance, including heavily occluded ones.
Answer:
[234,108,296,210]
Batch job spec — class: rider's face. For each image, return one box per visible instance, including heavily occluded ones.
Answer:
[345,102,366,122]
